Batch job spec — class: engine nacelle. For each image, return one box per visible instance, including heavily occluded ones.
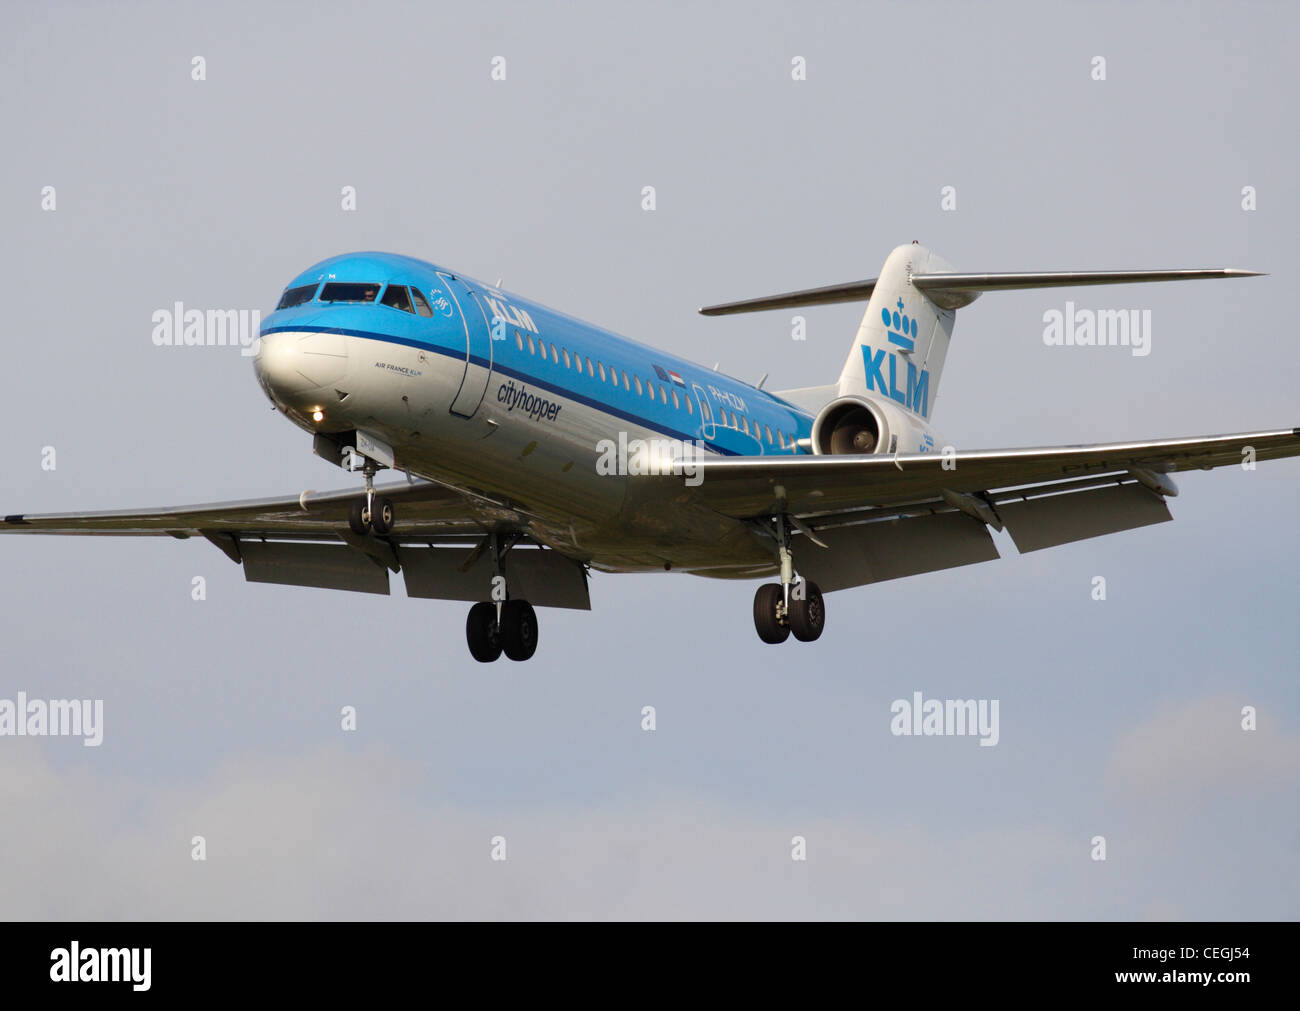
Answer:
[810,395,937,455]
[810,396,888,455]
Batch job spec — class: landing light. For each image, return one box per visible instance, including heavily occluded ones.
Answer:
[312,409,324,423]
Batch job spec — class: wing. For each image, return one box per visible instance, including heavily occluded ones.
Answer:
[657,428,1300,591]
[1,480,484,540]
[1,480,590,608]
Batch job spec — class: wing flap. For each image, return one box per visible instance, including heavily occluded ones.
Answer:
[240,541,391,595]
[798,511,1000,592]
[399,546,590,610]
[997,482,1172,553]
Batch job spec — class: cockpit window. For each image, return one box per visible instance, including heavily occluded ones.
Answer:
[319,282,381,303]
[409,289,434,317]
[381,284,414,313]
[276,283,318,310]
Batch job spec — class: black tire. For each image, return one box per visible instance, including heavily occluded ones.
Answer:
[347,498,371,535]
[466,602,502,662]
[371,496,395,535]
[499,599,539,661]
[753,583,790,644]
[788,580,825,642]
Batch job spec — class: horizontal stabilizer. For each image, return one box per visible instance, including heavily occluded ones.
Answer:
[699,268,1261,315]
[699,279,876,316]
[913,268,1263,308]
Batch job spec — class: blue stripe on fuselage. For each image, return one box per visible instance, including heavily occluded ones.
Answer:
[259,322,812,457]
[263,322,737,451]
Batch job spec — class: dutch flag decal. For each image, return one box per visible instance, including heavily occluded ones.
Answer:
[654,364,687,387]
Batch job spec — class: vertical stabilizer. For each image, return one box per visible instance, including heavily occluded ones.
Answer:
[836,243,957,423]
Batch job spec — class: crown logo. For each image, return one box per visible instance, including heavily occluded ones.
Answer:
[881,298,919,351]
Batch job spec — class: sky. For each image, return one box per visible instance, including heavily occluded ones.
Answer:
[0,0,1296,920]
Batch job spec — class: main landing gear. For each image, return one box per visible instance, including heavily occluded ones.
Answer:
[752,511,825,644]
[345,453,396,536]
[464,532,539,663]
[466,599,539,663]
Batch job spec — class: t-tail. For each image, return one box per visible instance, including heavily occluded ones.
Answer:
[700,242,1263,424]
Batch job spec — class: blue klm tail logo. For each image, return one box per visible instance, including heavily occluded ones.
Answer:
[883,299,919,351]
[863,298,930,418]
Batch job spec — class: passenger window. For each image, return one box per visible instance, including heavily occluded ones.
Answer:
[562,348,572,368]
[550,343,559,361]
[686,397,693,415]
[778,431,786,449]
[539,342,547,361]
[410,289,434,317]
[276,283,318,310]
[597,362,606,382]
[515,331,524,351]
[527,334,536,354]
[765,425,773,444]
[585,357,594,376]
[671,390,680,409]
[621,370,630,389]
[381,284,414,313]
[659,385,668,404]
[634,376,643,395]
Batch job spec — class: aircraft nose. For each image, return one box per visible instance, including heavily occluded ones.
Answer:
[254,330,350,401]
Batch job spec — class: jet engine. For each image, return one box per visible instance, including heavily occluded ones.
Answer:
[810,396,889,455]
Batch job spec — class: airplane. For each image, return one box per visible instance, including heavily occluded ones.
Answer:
[4,242,1297,662]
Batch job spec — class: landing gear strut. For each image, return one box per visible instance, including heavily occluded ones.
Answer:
[752,511,825,644]
[465,531,539,662]
[346,454,395,535]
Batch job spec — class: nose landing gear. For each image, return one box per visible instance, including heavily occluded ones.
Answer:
[344,450,396,536]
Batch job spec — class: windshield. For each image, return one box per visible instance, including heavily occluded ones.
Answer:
[410,289,433,317]
[319,282,381,303]
[275,283,318,310]
[381,284,414,313]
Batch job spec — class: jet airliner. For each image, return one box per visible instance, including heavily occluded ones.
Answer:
[5,243,1297,661]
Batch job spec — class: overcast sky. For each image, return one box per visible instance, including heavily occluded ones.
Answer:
[1,0,1296,919]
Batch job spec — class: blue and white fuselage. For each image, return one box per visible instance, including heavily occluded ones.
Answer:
[256,252,863,575]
